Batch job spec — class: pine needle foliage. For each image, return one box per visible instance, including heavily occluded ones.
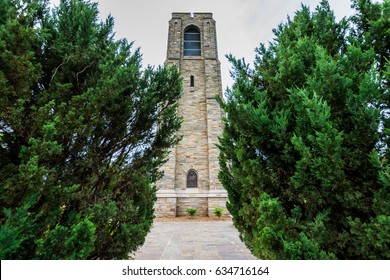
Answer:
[218,0,389,259]
[0,0,182,259]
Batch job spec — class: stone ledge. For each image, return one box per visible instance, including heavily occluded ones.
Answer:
[156,189,228,198]
[182,56,203,60]
[156,189,177,198]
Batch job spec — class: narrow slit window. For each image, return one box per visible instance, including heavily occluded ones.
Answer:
[190,75,194,87]
[184,27,201,56]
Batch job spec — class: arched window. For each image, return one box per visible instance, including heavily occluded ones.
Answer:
[184,27,201,56]
[187,170,198,188]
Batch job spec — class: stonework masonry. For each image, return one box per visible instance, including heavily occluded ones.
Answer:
[155,13,228,217]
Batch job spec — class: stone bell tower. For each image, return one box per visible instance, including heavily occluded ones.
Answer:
[155,12,227,217]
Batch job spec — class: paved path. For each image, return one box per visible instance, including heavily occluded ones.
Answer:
[134,221,256,260]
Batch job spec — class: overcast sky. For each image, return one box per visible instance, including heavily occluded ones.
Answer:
[49,0,367,89]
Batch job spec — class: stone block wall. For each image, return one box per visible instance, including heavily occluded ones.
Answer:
[154,197,177,218]
[155,12,227,217]
[176,197,208,216]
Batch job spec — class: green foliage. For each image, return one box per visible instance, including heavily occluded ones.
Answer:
[351,0,390,72]
[251,193,335,259]
[213,207,223,218]
[0,0,182,259]
[35,213,96,259]
[219,0,389,259]
[186,208,197,218]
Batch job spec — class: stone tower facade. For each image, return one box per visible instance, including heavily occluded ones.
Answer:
[155,12,227,217]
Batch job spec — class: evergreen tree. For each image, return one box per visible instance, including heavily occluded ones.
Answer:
[0,0,182,259]
[351,0,389,72]
[218,0,389,259]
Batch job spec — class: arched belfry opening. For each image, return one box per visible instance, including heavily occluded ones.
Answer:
[184,26,201,56]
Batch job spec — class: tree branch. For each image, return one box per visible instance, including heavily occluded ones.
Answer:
[76,64,92,85]
[51,57,70,83]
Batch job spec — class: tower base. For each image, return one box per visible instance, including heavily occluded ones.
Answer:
[154,189,228,218]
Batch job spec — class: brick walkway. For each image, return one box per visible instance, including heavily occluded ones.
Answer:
[133,220,256,260]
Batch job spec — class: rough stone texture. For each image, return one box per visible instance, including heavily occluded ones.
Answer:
[177,197,208,216]
[154,190,177,218]
[156,12,227,217]
[208,190,230,217]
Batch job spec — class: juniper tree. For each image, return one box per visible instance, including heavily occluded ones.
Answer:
[218,0,389,259]
[0,0,182,259]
